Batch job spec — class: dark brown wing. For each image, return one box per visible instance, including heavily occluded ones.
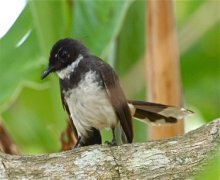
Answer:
[59,80,78,139]
[98,62,133,143]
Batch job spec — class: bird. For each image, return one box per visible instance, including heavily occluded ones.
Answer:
[41,38,192,147]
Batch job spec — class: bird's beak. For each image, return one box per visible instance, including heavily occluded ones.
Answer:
[41,66,54,79]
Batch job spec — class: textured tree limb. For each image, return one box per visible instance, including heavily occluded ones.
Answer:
[0,119,219,179]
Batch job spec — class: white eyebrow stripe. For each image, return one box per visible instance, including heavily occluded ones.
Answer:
[56,54,83,79]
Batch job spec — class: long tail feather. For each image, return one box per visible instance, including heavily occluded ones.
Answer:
[128,100,193,124]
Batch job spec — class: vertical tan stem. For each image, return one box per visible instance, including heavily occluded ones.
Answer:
[146,0,184,140]
[0,122,19,155]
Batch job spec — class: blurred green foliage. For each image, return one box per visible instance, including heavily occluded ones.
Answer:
[195,153,220,180]
[0,0,219,156]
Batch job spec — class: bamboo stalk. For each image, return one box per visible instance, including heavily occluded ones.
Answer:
[146,0,184,140]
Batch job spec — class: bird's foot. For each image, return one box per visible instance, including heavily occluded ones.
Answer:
[105,139,117,146]
[74,136,83,148]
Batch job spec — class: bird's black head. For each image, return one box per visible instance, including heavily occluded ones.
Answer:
[41,38,88,79]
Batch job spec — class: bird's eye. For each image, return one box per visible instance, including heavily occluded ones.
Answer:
[58,50,69,59]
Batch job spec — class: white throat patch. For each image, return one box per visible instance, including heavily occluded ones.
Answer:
[56,54,83,79]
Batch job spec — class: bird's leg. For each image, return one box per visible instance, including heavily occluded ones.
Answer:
[74,136,82,148]
[111,128,117,145]
[105,128,117,146]
[74,128,102,147]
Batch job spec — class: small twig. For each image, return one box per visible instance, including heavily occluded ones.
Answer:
[60,119,77,151]
[0,122,19,155]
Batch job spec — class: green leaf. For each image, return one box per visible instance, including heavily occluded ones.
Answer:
[3,86,66,154]
[181,23,220,121]
[195,154,220,180]
[116,1,146,142]
[0,1,72,153]
[29,0,72,56]
[72,0,133,58]
[0,0,71,112]
[175,0,206,26]
[116,0,145,76]
[0,5,42,112]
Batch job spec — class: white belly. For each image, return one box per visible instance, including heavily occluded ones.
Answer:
[64,71,117,137]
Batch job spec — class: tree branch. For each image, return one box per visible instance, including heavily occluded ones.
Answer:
[0,119,219,179]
